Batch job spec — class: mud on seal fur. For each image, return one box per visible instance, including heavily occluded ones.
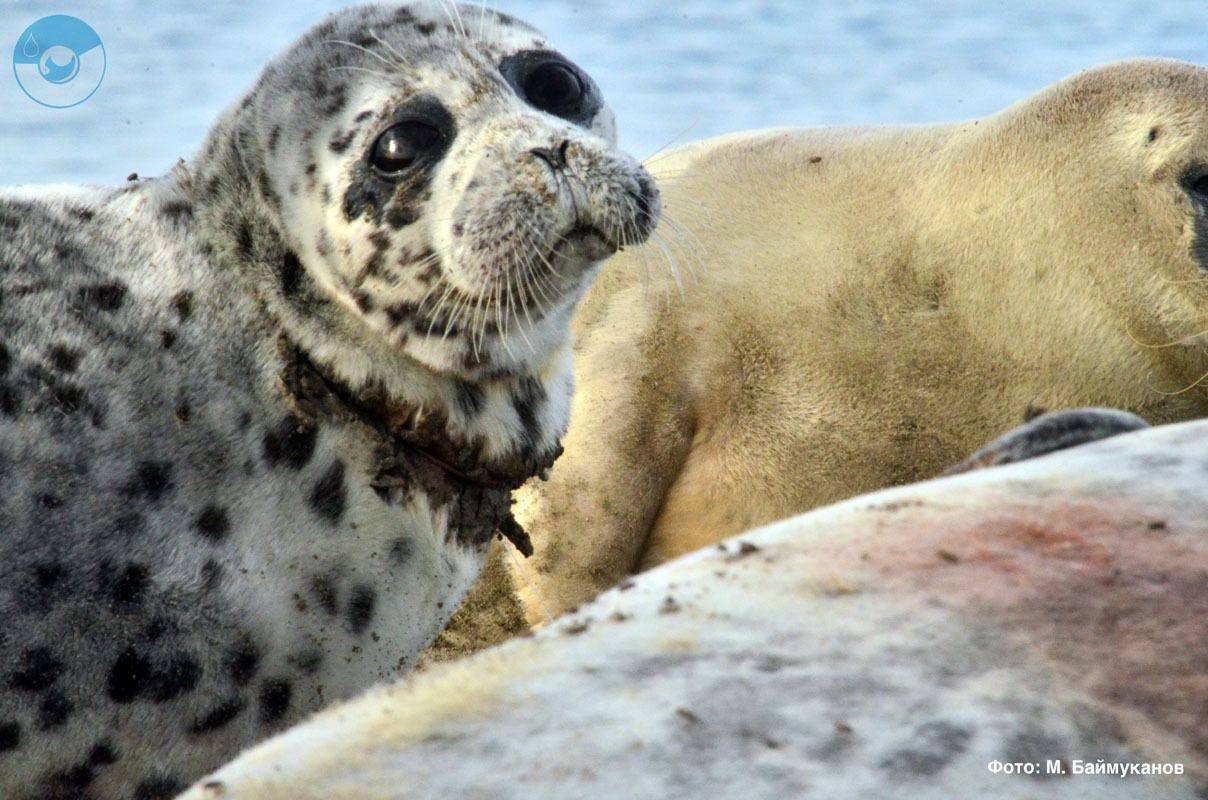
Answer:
[0,2,658,798]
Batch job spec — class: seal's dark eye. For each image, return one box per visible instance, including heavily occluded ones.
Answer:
[523,62,583,113]
[371,121,442,175]
[1190,175,1208,202]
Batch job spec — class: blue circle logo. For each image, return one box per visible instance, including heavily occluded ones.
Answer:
[13,15,105,109]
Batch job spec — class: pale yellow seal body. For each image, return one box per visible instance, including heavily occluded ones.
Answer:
[510,59,1208,622]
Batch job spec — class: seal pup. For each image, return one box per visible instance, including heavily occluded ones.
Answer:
[0,2,657,797]
[508,59,1208,623]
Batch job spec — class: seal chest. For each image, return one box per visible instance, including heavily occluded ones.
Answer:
[0,2,659,797]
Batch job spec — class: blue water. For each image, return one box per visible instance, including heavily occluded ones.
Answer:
[1,1,1205,186]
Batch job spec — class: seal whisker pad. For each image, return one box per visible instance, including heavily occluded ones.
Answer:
[0,2,655,797]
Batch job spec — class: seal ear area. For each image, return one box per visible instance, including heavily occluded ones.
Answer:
[498,50,603,128]
[1179,166,1208,271]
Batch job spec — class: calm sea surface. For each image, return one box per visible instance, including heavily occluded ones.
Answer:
[1,1,1206,186]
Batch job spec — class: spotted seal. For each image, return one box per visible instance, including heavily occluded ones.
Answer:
[0,2,658,797]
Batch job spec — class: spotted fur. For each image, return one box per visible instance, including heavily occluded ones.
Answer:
[0,3,657,797]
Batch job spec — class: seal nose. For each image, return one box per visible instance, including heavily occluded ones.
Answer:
[530,140,571,171]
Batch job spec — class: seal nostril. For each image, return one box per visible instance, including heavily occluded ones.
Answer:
[530,142,570,171]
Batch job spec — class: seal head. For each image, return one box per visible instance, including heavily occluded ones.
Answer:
[192,1,659,384]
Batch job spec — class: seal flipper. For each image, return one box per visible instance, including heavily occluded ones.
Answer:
[944,408,1149,475]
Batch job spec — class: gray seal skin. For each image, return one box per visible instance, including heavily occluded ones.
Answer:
[0,2,658,798]
[944,408,1151,474]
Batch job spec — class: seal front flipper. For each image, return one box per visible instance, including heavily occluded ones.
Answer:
[944,408,1149,475]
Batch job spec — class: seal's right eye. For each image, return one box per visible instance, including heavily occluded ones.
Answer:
[371,121,442,176]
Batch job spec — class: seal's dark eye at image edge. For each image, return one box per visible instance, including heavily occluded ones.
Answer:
[523,62,584,114]
[499,49,601,126]
[1188,171,1208,204]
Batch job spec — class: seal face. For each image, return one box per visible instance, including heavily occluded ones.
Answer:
[0,3,657,798]
[209,1,659,380]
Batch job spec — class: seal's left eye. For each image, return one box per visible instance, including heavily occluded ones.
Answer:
[523,62,583,114]
[371,121,442,175]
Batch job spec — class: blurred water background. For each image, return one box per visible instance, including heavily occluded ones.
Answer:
[1,0,1205,186]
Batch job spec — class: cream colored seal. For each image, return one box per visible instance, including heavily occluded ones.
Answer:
[506,58,1208,624]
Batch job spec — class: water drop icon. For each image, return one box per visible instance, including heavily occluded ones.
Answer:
[13,16,106,108]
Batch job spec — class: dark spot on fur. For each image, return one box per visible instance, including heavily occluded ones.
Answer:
[169,291,193,320]
[0,721,20,751]
[259,679,292,726]
[417,21,436,34]
[47,345,80,373]
[110,562,151,609]
[287,649,323,675]
[280,250,304,296]
[227,637,260,686]
[268,125,282,152]
[10,647,64,692]
[189,697,247,735]
[125,461,174,503]
[0,385,20,416]
[195,505,231,542]
[309,460,347,525]
[235,222,254,258]
[106,647,152,703]
[0,343,9,377]
[329,129,357,154]
[347,584,376,634]
[47,381,86,414]
[34,562,65,589]
[49,762,95,792]
[77,283,127,312]
[353,291,374,312]
[112,514,141,538]
[134,776,185,800]
[322,85,348,117]
[161,199,193,220]
[89,741,118,765]
[385,203,418,229]
[354,109,374,123]
[389,537,413,566]
[454,380,484,417]
[37,493,63,510]
[37,690,74,729]
[263,415,317,470]
[159,330,176,349]
[148,654,202,702]
[308,574,339,616]
[512,376,546,450]
[879,721,972,777]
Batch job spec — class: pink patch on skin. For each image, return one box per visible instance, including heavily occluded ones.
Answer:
[790,491,1208,761]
